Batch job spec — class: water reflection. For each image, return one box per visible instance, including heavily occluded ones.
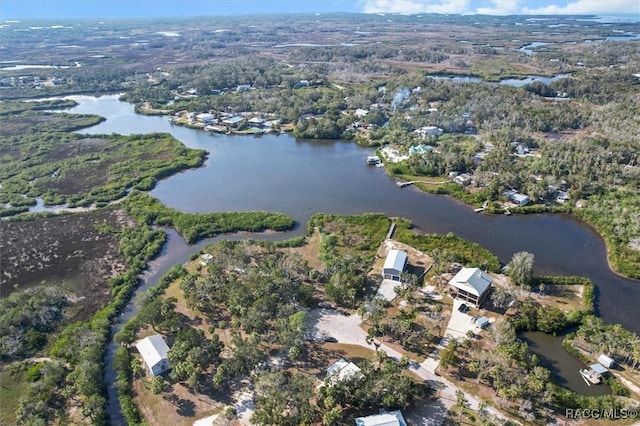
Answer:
[61,95,640,334]
[522,331,611,396]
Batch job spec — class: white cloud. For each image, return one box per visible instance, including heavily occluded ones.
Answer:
[476,0,522,15]
[360,0,640,15]
[361,0,471,14]
[522,0,640,15]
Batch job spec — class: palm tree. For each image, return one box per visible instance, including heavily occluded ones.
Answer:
[477,400,488,422]
[505,251,535,288]
[455,390,468,425]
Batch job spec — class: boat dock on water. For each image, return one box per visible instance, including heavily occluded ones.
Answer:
[366,155,381,165]
[579,362,609,386]
[580,368,601,385]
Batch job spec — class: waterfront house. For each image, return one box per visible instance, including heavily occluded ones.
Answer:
[382,249,407,281]
[448,267,493,307]
[222,116,245,128]
[200,253,214,266]
[409,144,434,155]
[454,173,472,186]
[504,189,530,207]
[248,117,265,126]
[511,193,530,207]
[413,126,443,138]
[135,335,171,377]
[556,190,570,203]
[196,113,214,124]
[355,410,407,426]
[263,119,280,129]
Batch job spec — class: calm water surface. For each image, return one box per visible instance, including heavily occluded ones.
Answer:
[427,73,570,87]
[66,95,640,333]
[64,95,639,424]
[522,331,611,396]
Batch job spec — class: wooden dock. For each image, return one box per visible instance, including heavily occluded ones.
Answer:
[396,180,446,188]
[385,222,396,240]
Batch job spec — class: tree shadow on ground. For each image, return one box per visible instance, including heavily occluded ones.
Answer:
[404,397,450,426]
[163,394,196,417]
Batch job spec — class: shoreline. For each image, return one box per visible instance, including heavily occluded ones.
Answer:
[383,167,640,282]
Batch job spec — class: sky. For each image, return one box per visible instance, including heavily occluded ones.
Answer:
[1,0,639,19]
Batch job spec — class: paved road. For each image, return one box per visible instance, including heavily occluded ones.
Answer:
[308,308,512,425]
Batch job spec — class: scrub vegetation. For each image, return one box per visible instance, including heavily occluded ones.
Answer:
[0,102,293,424]
[1,11,639,426]
[121,191,296,243]
[114,217,440,426]
[0,101,206,214]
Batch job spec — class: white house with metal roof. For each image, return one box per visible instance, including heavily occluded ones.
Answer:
[135,334,171,377]
[325,358,364,386]
[382,249,407,281]
[196,113,214,124]
[355,410,407,426]
[448,267,493,307]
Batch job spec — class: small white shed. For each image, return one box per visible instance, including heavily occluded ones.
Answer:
[475,317,490,329]
[598,354,615,368]
[135,334,171,376]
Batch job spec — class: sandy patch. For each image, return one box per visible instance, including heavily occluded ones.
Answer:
[193,414,219,426]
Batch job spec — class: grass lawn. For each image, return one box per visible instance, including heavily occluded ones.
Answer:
[328,343,376,361]
[133,375,223,426]
[0,367,27,426]
[533,284,585,313]
[282,227,323,271]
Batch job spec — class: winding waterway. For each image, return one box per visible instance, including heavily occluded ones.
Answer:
[66,95,640,332]
[59,95,639,423]
[522,331,611,396]
[103,229,292,425]
[427,73,570,86]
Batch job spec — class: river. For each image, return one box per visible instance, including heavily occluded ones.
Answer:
[65,95,640,333]
[58,95,639,423]
[427,73,570,86]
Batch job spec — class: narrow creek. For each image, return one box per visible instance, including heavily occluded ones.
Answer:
[521,331,611,397]
[52,95,639,423]
[104,229,296,425]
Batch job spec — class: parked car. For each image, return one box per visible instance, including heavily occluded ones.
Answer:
[458,303,469,313]
[322,336,338,343]
[318,301,333,309]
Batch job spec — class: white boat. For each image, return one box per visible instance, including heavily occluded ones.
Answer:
[580,368,601,385]
[366,155,381,165]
